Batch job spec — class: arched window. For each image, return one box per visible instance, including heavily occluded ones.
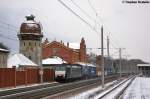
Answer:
[29,42,31,46]
[29,56,32,60]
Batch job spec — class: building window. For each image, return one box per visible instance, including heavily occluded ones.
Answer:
[29,42,31,46]
[24,42,25,46]
[35,42,36,46]
[29,56,32,60]
[52,48,60,55]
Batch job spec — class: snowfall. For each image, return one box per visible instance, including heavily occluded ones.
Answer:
[66,77,150,99]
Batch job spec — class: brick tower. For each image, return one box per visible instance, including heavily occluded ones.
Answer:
[18,15,43,66]
[79,37,86,62]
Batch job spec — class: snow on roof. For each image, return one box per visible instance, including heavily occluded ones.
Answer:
[137,64,150,67]
[26,23,39,28]
[75,62,96,67]
[7,54,38,68]
[42,56,67,65]
[64,42,80,49]
[0,48,9,52]
[69,43,80,49]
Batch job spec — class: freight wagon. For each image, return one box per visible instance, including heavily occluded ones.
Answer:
[76,62,97,79]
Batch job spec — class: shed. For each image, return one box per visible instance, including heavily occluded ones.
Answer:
[137,64,150,76]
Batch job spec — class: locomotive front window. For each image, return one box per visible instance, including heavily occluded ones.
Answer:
[56,67,65,71]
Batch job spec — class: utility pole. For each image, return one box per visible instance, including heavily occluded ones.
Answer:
[119,48,122,78]
[107,36,110,57]
[101,26,104,89]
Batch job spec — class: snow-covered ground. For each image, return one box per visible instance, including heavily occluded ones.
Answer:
[122,77,150,99]
[94,78,132,99]
[66,77,132,99]
[68,80,118,99]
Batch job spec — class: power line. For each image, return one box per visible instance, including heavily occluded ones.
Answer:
[69,0,119,50]
[86,0,121,49]
[0,33,18,42]
[88,0,98,16]
[70,0,95,22]
[58,0,120,56]
[58,0,100,35]
[0,20,19,29]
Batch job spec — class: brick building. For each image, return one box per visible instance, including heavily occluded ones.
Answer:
[42,38,87,63]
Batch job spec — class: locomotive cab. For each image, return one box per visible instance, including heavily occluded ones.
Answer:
[55,66,66,81]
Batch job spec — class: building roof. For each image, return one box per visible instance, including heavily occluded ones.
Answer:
[7,53,38,68]
[64,42,80,49]
[75,62,96,67]
[0,48,9,53]
[137,64,150,67]
[42,56,67,65]
[20,15,42,34]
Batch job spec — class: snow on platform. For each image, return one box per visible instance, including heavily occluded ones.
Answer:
[122,77,150,99]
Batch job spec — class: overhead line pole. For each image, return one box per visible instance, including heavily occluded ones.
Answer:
[107,36,110,58]
[101,26,104,89]
[119,48,125,78]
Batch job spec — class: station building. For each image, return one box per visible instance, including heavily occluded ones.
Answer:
[42,38,87,64]
[137,64,150,77]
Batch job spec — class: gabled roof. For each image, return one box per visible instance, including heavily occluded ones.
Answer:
[0,48,9,53]
[42,56,67,65]
[64,42,80,49]
[7,53,38,68]
[75,62,96,67]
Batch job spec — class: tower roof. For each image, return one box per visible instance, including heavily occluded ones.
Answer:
[20,14,42,34]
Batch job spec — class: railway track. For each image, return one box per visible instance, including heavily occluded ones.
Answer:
[95,75,136,99]
[0,75,122,99]
[0,82,60,96]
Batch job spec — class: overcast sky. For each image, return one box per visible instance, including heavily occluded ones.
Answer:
[0,0,150,62]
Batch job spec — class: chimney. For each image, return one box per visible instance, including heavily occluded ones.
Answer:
[60,40,63,44]
[26,14,35,21]
[67,42,69,47]
[44,38,49,44]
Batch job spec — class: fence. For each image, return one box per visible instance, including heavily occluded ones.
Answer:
[0,67,55,88]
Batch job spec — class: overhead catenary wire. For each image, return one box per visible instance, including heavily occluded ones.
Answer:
[58,0,100,36]
[70,0,120,50]
[0,33,18,42]
[58,0,120,57]
[87,0,121,48]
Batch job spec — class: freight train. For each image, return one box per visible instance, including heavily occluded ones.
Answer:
[55,62,97,82]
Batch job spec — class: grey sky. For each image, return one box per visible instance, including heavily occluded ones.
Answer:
[0,0,150,62]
